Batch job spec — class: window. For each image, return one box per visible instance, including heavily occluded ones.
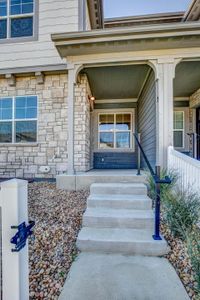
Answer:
[0,96,37,143]
[0,0,35,40]
[173,111,184,148]
[98,113,132,149]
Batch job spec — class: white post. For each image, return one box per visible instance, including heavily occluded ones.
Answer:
[152,59,178,167]
[0,179,29,300]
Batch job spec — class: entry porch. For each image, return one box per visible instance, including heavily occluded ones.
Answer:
[52,24,200,189]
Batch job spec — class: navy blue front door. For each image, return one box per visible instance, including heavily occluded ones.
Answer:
[197,108,200,160]
[93,152,137,169]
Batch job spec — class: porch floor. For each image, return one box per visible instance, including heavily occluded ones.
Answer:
[56,169,146,190]
[78,169,140,176]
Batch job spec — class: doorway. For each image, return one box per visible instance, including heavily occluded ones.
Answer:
[196,108,200,160]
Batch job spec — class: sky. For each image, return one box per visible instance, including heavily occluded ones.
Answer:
[104,0,191,18]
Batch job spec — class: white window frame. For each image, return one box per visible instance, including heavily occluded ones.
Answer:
[173,111,185,149]
[0,95,38,144]
[0,0,37,42]
[98,112,133,150]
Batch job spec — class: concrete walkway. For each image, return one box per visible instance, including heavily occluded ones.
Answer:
[59,182,189,300]
[59,253,190,300]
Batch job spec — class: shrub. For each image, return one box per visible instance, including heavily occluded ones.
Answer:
[163,190,200,240]
[187,228,200,291]
[147,168,178,202]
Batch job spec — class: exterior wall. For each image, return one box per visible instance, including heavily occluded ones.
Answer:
[190,88,200,108]
[74,74,91,172]
[138,70,156,167]
[0,74,68,178]
[0,0,79,70]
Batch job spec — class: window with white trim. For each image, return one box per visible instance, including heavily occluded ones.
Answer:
[0,96,37,143]
[0,0,35,40]
[98,113,132,149]
[173,111,184,148]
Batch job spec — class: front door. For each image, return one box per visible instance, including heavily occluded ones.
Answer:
[196,108,200,160]
[93,111,137,169]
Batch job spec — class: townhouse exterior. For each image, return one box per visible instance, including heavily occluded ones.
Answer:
[0,0,200,185]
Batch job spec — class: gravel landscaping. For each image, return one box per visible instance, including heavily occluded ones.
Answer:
[28,181,200,300]
[161,222,200,300]
[28,182,88,300]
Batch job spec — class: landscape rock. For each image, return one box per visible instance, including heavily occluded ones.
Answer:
[28,182,88,300]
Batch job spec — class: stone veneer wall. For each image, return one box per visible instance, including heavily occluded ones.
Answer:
[190,88,200,108]
[0,74,68,178]
[74,74,91,172]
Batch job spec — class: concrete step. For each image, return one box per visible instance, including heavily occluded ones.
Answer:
[90,183,147,196]
[87,194,152,210]
[83,207,154,230]
[77,227,169,256]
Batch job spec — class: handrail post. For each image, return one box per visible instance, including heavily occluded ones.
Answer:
[153,166,162,240]
[193,133,197,159]
[137,133,141,175]
[133,133,171,241]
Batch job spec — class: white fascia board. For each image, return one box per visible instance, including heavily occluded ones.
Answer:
[52,22,200,45]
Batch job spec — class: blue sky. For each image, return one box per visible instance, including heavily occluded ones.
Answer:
[104,0,191,18]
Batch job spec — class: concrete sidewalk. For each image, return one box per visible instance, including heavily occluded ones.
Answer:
[59,253,190,300]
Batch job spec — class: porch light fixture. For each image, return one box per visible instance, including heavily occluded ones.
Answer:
[89,96,95,101]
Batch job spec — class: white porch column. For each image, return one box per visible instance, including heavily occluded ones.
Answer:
[67,64,82,175]
[151,59,179,167]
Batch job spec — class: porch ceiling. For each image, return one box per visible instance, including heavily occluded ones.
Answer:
[82,65,150,100]
[174,61,200,97]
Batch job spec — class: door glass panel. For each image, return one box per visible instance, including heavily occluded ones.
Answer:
[99,132,114,149]
[116,132,130,148]
[99,114,114,131]
[116,114,131,130]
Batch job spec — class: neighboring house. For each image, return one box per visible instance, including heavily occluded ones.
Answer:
[0,0,200,182]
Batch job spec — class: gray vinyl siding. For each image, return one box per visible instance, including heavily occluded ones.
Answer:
[0,0,79,70]
[138,70,156,168]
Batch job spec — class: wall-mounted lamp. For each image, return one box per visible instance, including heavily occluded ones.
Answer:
[89,95,95,102]
[88,95,95,111]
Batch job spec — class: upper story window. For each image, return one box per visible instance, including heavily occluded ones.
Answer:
[0,96,38,143]
[0,0,35,40]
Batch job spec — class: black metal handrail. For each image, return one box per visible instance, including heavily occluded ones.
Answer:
[134,133,171,240]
